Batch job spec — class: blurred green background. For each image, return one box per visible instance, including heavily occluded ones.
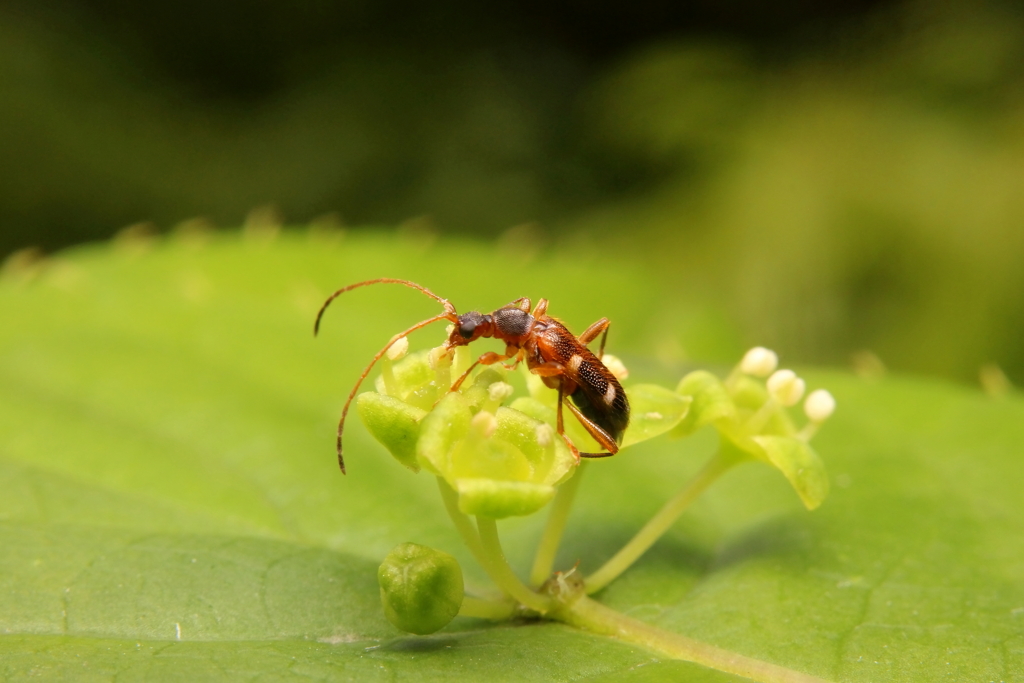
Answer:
[2,0,1023,384]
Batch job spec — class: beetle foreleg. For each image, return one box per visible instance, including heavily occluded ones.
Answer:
[450,351,512,392]
[508,297,532,312]
[532,298,549,318]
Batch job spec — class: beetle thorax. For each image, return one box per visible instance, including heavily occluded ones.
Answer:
[491,306,533,340]
[448,306,534,348]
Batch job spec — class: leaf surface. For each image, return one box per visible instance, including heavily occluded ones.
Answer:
[1,233,1022,682]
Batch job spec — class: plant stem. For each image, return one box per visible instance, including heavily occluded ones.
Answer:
[437,477,551,613]
[585,450,734,594]
[744,398,778,435]
[380,359,399,397]
[529,462,586,586]
[458,596,516,620]
[553,594,829,683]
[437,477,489,568]
[476,516,552,613]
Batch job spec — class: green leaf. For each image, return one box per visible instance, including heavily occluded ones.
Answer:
[2,232,1022,682]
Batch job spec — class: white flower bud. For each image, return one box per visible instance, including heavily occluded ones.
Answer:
[487,381,514,404]
[602,354,630,381]
[535,423,553,448]
[428,345,451,369]
[767,369,806,407]
[803,389,836,423]
[470,410,498,439]
[386,336,410,361]
[741,347,778,377]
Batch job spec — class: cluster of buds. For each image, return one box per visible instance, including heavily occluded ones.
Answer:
[673,346,835,510]
[741,347,836,438]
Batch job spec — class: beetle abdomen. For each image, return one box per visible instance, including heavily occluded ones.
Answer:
[571,375,629,444]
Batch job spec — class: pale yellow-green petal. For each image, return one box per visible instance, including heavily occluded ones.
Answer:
[494,406,575,485]
[454,478,557,519]
[622,384,691,447]
[356,392,427,472]
[416,392,472,475]
[752,436,830,510]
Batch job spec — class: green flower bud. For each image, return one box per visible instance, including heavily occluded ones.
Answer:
[378,542,464,635]
[672,370,737,437]
[728,375,770,411]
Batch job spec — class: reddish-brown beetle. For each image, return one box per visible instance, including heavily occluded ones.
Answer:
[315,279,630,473]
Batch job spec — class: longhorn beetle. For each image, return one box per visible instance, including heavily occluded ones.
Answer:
[314,278,630,474]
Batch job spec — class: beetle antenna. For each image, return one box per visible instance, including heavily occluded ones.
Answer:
[334,311,457,474]
[314,278,456,335]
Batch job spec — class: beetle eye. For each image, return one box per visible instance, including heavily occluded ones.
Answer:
[457,312,486,339]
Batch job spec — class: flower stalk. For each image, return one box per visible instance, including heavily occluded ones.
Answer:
[458,596,516,620]
[476,516,552,613]
[529,461,586,586]
[585,448,736,593]
[551,594,830,683]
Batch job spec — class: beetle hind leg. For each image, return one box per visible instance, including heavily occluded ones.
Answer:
[556,381,581,465]
[563,399,620,457]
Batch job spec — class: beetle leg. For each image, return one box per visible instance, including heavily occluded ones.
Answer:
[502,347,525,371]
[557,380,582,465]
[563,399,619,457]
[532,298,549,318]
[450,351,511,392]
[530,361,564,377]
[332,311,455,474]
[577,317,611,359]
[508,297,532,312]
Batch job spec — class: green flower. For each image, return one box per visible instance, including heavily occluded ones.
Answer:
[418,385,574,519]
[357,348,575,518]
[356,346,692,519]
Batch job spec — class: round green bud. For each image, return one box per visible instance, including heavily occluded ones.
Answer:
[378,542,464,635]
